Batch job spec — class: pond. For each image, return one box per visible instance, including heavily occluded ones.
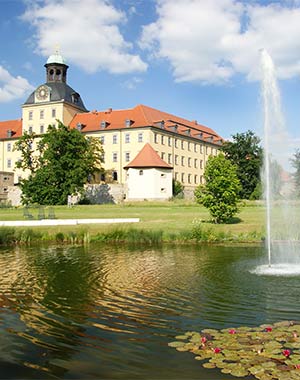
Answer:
[0,244,300,379]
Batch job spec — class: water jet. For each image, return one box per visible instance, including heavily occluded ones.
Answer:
[257,49,300,275]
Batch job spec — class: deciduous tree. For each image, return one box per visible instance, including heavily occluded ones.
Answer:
[221,130,263,199]
[194,153,241,223]
[14,122,104,205]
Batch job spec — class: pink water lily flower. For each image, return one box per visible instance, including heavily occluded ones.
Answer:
[201,337,207,344]
[265,327,272,332]
[282,349,291,357]
[229,329,236,334]
[295,364,300,370]
[213,347,221,354]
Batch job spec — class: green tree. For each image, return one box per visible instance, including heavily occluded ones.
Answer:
[172,179,184,198]
[14,122,104,205]
[290,149,300,198]
[194,153,241,223]
[221,130,263,199]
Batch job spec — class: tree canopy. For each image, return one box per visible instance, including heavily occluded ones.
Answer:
[14,122,104,205]
[221,130,263,199]
[194,153,241,223]
[290,149,300,198]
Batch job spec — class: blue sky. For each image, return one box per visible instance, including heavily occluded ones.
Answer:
[1,0,300,152]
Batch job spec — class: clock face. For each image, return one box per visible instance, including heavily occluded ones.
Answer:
[36,85,49,101]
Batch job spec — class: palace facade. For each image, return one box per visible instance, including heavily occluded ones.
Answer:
[0,53,223,201]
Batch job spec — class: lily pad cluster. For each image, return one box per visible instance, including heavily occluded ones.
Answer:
[168,321,300,379]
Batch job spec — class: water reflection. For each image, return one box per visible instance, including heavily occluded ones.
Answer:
[0,244,300,379]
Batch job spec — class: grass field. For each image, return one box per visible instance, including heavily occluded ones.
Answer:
[0,200,266,243]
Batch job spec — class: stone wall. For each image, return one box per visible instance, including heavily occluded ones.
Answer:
[7,186,22,206]
[84,184,125,204]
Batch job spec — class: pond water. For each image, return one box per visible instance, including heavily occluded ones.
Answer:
[0,244,300,379]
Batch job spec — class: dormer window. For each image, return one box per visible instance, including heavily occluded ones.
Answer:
[7,129,13,138]
[71,92,79,104]
[185,129,191,136]
[76,122,83,131]
[125,119,133,127]
[100,120,108,129]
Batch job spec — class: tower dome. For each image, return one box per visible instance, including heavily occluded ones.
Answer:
[46,53,68,65]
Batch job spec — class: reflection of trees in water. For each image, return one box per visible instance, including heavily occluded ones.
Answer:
[0,245,100,378]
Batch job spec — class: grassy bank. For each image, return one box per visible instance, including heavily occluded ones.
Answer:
[0,200,266,245]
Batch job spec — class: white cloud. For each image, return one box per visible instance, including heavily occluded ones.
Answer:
[0,66,34,103]
[140,0,300,84]
[21,0,147,74]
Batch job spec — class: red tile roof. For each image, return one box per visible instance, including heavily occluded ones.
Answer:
[0,119,22,139]
[69,104,223,144]
[124,143,172,169]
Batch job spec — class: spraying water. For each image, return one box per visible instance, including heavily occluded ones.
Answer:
[255,49,300,275]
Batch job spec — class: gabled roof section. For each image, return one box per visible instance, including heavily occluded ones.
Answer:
[69,104,222,143]
[0,119,22,139]
[124,143,173,169]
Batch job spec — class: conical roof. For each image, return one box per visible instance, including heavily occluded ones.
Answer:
[124,143,173,169]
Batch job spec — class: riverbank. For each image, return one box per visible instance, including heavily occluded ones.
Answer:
[0,200,266,245]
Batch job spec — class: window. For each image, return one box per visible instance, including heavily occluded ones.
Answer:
[200,160,203,169]
[161,152,165,160]
[188,142,191,151]
[138,133,143,143]
[188,157,191,167]
[194,175,198,184]
[194,144,197,153]
[113,152,118,162]
[7,143,11,152]
[7,159,12,169]
[200,145,203,154]
[175,172,178,181]
[125,119,132,127]
[188,174,191,184]
[181,173,185,183]
[100,136,105,144]
[181,140,184,150]
[52,108,56,118]
[29,111,33,120]
[181,156,185,166]
[168,153,172,164]
[40,110,44,119]
[154,133,158,144]
[125,133,130,143]
[113,134,118,144]
[125,152,130,162]
[161,135,164,145]
[206,146,209,154]
[139,170,143,176]
[175,155,178,165]
[194,159,198,168]
[28,126,33,134]
[113,171,118,181]
[168,136,172,146]
[175,139,178,148]
[40,125,44,134]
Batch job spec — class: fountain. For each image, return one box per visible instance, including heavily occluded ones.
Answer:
[254,49,300,276]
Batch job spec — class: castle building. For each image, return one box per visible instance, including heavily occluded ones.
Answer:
[0,53,223,201]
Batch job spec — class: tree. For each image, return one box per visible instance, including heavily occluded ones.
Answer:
[14,122,104,205]
[221,130,263,199]
[290,149,300,198]
[194,153,241,223]
[172,179,184,198]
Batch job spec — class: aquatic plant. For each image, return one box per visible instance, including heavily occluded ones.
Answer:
[168,321,300,379]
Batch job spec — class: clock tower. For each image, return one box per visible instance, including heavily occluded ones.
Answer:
[22,52,88,135]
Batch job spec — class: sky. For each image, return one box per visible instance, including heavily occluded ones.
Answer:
[1,0,300,163]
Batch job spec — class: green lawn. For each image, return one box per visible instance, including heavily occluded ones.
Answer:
[0,200,266,240]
